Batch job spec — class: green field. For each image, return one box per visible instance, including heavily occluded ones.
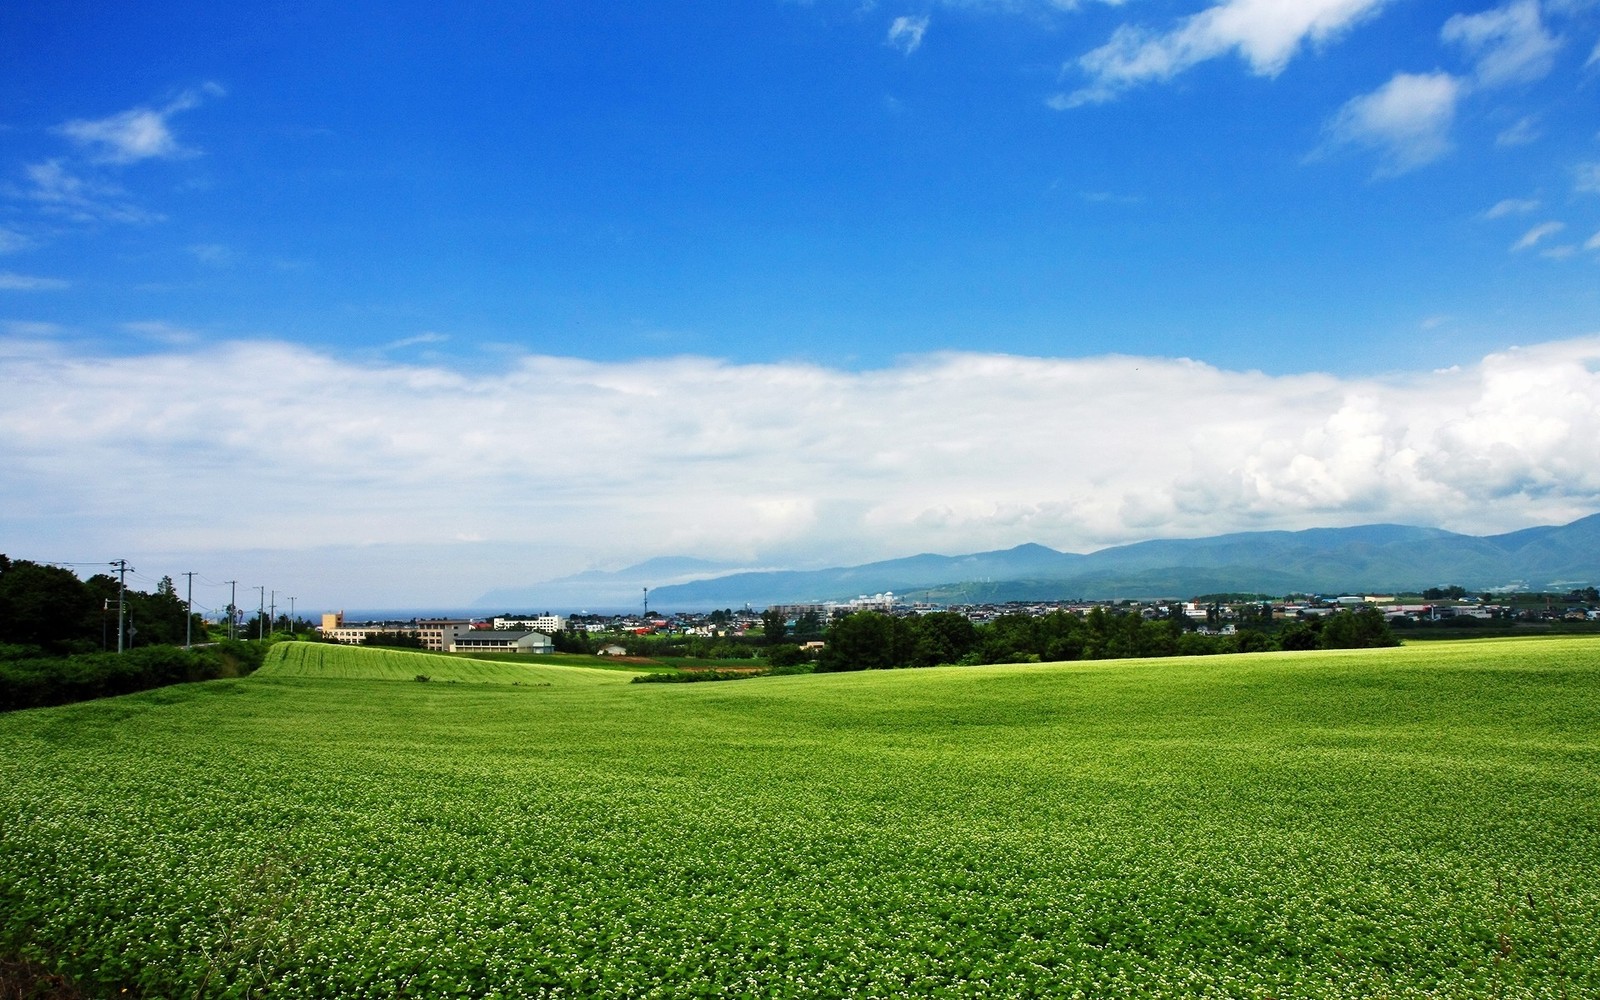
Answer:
[260,641,632,685]
[3,637,1599,998]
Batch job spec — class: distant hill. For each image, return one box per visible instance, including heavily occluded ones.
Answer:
[637,514,1600,607]
[473,556,749,611]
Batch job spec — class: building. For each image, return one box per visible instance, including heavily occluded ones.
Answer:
[319,611,419,646]
[493,615,567,633]
[448,630,554,655]
[417,618,473,652]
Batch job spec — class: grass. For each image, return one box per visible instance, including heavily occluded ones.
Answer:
[259,642,632,685]
[1,637,1598,997]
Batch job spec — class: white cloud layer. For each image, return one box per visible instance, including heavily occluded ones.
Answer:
[1318,71,1463,175]
[1061,0,1392,106]
[2,336,1598,605]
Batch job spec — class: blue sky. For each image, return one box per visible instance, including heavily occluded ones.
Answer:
[3,1,1599,608]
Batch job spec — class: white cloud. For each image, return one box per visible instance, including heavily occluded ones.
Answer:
[384,332,450,350]
[1587,34,1600,66]
[0,272,69,291]
[1319,72,1463,175]
[53,83,224,165]
[187,243,234,267]
[20,159,161,224]
[1585,229,1600,250]
[1495,116,1542,146]
[1442,0,1561,87]
[1576,162,1600,193]
[0,227,29,254]
[1060,0,1393,106]
[2,336,1598,605]
[1512,220,1566,249]
[122,321,201,345]
[1484,197,1540,218]
[887,15,931,54]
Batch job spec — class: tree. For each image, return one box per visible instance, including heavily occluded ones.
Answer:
[0,558,97,653]
[816,611,898,671]
[906,612,978,666]
[760,609,789,646]
[793,610,825,639]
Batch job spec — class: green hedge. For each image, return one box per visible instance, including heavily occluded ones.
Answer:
[0,641,266,712]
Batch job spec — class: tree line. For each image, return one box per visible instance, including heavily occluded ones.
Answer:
[0,556,206,654]
[0,555,268,711]
[813,605,1398,673]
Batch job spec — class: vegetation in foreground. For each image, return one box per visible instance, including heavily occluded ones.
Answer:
[1,638,1598,998]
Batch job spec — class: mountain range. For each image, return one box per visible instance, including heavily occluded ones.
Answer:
[474,514,1600,610]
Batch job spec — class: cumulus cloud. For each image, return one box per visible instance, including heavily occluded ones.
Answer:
[1059,0,1393,106]
[1318,71,1463,175]
[2,336,1598,604]
[53,83,224,165]
[887,15,931,54]
[1442,0,1561,87]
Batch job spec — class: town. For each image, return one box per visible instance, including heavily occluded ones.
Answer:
[317,588,1600,655]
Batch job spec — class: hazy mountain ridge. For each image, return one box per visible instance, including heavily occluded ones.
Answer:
[635,514,1600,607]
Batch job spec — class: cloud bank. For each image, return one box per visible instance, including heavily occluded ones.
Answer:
[2,335,1598,604]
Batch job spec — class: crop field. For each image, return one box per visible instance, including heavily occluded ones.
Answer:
[260,642,630,686]
[2,637,1599,998]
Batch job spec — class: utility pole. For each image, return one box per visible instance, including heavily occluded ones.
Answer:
[227,580,237,640]
[254,585,265,640]
[287,596,296,637]
[110,559,131,653]
[182,571,196,647]
[270,590,277,636]
[643,587,649,617]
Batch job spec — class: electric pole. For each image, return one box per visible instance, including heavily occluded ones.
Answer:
[182,571,196,647]
[254,585,265,640]
[270,590,277,636]
[287,596,296,637]
[227,580,237,640]
[110,559,131,653]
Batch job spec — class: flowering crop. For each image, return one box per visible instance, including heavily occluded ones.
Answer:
[2,637,1598,997]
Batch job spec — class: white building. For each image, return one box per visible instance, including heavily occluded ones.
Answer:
[448,630,554,655]
[493,615,566,633]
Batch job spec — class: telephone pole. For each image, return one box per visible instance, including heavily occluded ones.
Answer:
[227,580,237,640]
[287,596,296,637]
[254,585,265,640]
[110,559,131,653]
[182,571,196,647]
[270,590,277,636]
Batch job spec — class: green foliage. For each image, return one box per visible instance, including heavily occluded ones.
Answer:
[360,631,423,649]
[1,638,1599,997]
[817,606,1399,672]
[0,556,203,654]
[764,643,810,669]
[759,608,789,646]
[0,639,266,712]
